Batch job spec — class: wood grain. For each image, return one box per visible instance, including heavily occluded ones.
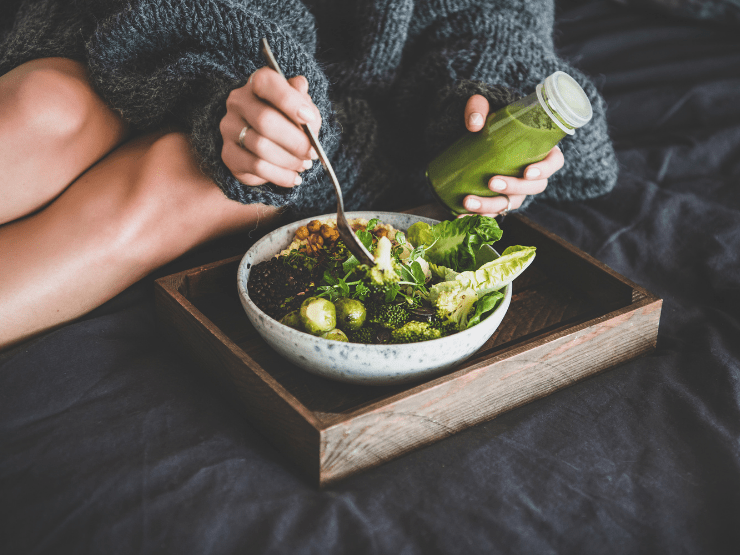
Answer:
[154,269,322,482]
[318,298,661,484]
[154,206,662,487]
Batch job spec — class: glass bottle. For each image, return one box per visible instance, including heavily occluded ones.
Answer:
[426,71,593,215]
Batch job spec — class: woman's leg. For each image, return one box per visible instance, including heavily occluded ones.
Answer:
[0,131,279,349]
[0,58,130,224]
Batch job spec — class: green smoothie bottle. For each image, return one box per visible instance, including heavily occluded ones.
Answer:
[427,71,593,215]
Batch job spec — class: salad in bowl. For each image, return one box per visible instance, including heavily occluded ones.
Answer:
[237,212,535,385]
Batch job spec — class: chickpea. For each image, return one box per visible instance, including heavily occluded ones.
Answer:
[327,229,339,242]
[295,226,309,240]
[319,224,334,240]
[307,220,321,233]
[306,234,323,254]
[309,233,324,247]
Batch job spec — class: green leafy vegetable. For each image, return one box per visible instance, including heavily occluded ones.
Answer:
[466,290,505,329]
[407,216,503,272]
[406,221,435,250]
[426,245,535,329]
[317,271,350,301]
[262,216,536,345]
[353,282,370,300]
[356,229,373,250]
[342,255,360,275]
[452,245,536,297]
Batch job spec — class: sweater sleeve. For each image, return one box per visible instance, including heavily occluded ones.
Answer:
[85,0,338,210]
[393,0,619,207]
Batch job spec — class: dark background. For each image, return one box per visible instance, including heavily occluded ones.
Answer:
[2,1,739,553]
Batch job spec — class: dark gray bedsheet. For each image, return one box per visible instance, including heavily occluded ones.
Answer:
[2,1,739,553]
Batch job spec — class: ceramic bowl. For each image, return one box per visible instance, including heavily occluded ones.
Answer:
[237,212,512,386]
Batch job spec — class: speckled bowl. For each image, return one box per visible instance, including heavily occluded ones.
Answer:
[237,212,512,386]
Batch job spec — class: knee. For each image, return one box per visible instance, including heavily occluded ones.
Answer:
[115,132,216,252]
[70,131,273,266]
[124,132,275,251]
[132,132,205,205]
[1,59,103,142]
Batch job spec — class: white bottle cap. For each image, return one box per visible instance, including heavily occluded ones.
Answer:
[542,71,593,129]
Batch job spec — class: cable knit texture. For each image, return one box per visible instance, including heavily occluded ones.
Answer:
[1,0,619,218]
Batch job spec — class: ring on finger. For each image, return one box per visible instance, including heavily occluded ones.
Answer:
[238,124,250,150]
[499,194,513,218]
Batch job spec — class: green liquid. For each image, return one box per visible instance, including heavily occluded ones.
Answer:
[427,102,567,215]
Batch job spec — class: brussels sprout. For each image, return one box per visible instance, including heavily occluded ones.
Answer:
[300,297,336,335]
[279,310,302,330]
[320,328,349,342]
[334,298,366,331]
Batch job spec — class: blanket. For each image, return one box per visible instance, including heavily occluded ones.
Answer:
[2,1,739,552]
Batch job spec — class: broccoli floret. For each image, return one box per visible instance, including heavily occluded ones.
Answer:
[431,285,479,331]
[429,315,458,337]
[391,321,442,343]
[367,301,410,329]
[348,327,377,344]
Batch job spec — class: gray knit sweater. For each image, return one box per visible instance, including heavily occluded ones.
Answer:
[0,0,619,218]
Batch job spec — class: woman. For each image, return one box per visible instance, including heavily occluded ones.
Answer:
[0,0,617,349]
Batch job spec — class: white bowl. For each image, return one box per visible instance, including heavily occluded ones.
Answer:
[237,212,512,386]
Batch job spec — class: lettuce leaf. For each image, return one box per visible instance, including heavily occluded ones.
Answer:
[426,245,535,330]
[407,216,502,272]
[452,245,536,297]
[428,261,459,282]
[427,244,534,314]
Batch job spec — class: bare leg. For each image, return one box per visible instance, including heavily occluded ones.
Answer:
[0,58,279,349]
[0,58,130,223]
[0,130,279,349]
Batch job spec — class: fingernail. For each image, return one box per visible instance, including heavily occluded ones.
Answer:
[294,175,302,186]
[298,106,315,122]
[468,113,484,128]
[309,148,318,160]
[526,167,541,179]
[302,159,313,170]
[465,198,481,210]
[490,178,507,191]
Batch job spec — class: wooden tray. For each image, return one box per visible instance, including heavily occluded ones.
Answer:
[154,205,661,487]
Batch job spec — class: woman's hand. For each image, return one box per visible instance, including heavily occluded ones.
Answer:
[460,94,565,216]
[220,67,322,188]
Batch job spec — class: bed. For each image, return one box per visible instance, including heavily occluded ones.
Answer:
[2,1,739,552]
